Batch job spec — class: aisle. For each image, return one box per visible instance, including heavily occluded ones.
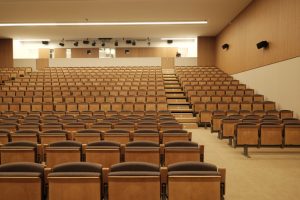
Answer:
[190,128,300,200]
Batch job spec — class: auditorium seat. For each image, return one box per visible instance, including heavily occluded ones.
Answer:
[234,123,259,156]
[260,122,283,147]
[164,141,204,166]
[161,129,191,143]
[107,162,161,200]
[44,141,82,168]
[104,129,131,144]
[40,130,68,145]
[0,141,40,164]
[74,129,102,144]
[0,162,44,200]
[133,129,160,143]
[48,162,102,200]
[284,122,300,146]
[167,161,225,200]
[10,130,40,143]
[0,130,10,144]
[85,141,121,167]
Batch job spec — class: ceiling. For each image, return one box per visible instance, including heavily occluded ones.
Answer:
[0,0,252,40]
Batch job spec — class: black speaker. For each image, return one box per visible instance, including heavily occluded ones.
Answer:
[256,41,269,49]
[222,43,229,50]
[42,41,49,45]
[83,40,89,44]
[167,40,173,44]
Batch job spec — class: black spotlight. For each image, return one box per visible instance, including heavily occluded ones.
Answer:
[83,40,89,44]
[256,40,269,49]
[222,43,229,50]
[126,40,132,44]
[167,40,173,44]
[114,41,119,47]
[132,40,136,46]
[92,41,96,46]
[87,50,92,55]
[73,41,79,46]
[42,41,49,45]
[101,42,105,47]
[59,42,64,47]
[147,41,151,46]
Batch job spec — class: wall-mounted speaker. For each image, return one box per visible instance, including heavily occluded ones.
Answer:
[256,40,269,49]
[222,43,229,50]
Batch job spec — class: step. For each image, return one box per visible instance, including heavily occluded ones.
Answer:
[176,117,199,123]
[182,123,199,129]
[165,89,183,93]
[168,99,189,103]
[164,81,179,84]
[164,85,181,89]
[172,113,194,118]
[166,93,186,98]
[169,108,194,113]
[168,105,190,110]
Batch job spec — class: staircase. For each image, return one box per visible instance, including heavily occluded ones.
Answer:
[162,69,198,129]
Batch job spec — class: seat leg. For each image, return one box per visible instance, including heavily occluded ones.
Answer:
[243,145,249,157]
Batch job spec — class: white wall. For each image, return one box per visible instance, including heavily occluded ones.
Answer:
[14,59,37,71]
[233,57,300,118]
[49,58,161,67]
[175,57,197,66]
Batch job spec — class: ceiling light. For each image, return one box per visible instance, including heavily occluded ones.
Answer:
[74,41,79,46]
[101,42,105,47]
[0,21,207,27]
[132,41,136,46]
[42,41,49,45]
[59,39,64,47]
[83,39,89,44]
[114,41,119,47]
[92,41,96,46]
[161,38,196,41]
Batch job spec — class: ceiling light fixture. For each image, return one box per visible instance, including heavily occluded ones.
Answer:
[74,41,79,46]
[161,38,196,40]
[92,41,96,46]
[0,21,207,27]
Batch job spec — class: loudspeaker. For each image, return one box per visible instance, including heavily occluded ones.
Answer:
[256,41,269,49]
[167,40,173,44]
[222,43,229,50]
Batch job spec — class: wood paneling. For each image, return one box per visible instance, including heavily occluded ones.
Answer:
[0,38,13,67]
[39,48,50,58]
[36,59,49,70]
[71,48,99,58]
[161,57,174,69]
[197,37,216,66]
[54,48,66,58]
[216,0,300,74]
[116,47,178,58]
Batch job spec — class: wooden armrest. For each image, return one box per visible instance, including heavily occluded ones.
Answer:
[160,167,168,184]
[102,168,110,184]
[199,145,204,162]
[44,167,52,184]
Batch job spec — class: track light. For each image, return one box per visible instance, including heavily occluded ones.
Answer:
[222,43,229,50]
[92,41,96,46]
[114,41,119,47]
[83,39,89,44]
[147,41,151,46]
[101,42,105,47]
[42,41,49,45]
[59,41,64,47]
[73,41,79,46]
[132,40,136,46]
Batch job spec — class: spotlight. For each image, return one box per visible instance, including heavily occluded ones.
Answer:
[176,52,181,57]
[126,40,132,44]
[83,39,89,44]
[73,41,79,46]
[42,41,49,45]
[87,50,92,55]
[92,41,96,46]
[147,41,151,46]
[256,40,269,49]
[132,40,136,46]
[222,43,229,50]
[114,41,119,47]
[59,42,64,47]
[167,40,173,44]
[101,42,105,47]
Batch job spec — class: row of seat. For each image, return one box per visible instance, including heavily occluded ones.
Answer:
[0,102,169,112]
[190,94,264,103]
[0,140,202,167]
[0,161,225,200]
[188,89,255,97]
[211,110,294,132]
[0,94,168,103]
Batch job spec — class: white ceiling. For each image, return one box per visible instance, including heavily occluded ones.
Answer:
[0,0,252,40]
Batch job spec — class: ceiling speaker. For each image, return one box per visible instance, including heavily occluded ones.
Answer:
[256,40,269,49]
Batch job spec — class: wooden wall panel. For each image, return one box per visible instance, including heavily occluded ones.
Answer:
[116,48,178,58]
[36,59,49,70]
[54,48,66,58]
[71,48,99,58]
[216,0,300,74]
[161,57,175,69]
[0,38,13,68]
[197,37,216,66]
[39,48,50,59]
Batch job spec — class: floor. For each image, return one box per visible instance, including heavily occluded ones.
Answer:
[189,128,300,200]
